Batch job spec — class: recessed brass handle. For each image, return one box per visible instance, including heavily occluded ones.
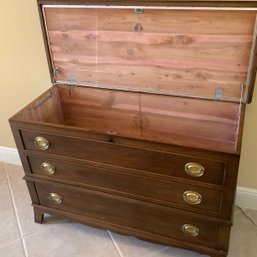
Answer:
[41,162,56,175]
[185,162,205,177]
[183,190,202,205]
[34,137,50,150]
[49,193,62,204]
[182,224,199,237]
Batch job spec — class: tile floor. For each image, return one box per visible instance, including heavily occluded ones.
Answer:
[0,162,257,257]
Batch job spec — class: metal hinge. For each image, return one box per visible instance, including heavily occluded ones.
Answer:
[134,8,144,14]
[53,66,59,81]
[68,74,77,83]
[215,87,224,100]
[241,83,249,103]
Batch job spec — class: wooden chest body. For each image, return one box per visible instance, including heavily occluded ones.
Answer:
[9,1,257,256]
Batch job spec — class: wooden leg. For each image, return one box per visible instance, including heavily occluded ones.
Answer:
[34,207,44,224]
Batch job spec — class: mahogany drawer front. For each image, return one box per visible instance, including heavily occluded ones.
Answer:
[35,180,221,248]
[28,156,222,214]
[21,130,226,186]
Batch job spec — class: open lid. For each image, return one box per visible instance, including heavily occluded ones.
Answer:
[40,3,257,103]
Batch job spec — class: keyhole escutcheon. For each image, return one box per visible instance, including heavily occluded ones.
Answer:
[134,23,144,33]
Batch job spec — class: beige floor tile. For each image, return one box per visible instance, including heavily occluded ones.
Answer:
[0,168,20,246]
[4,163,24,185]
[149,246,208,257]
[5,163,66,236]
[24,223,120,257]
[110,232,166,257]
[228,211,257,257]
[0,240,25,257]
[243,208,257,226]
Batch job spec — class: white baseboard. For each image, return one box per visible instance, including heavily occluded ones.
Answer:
[0,147,21,165]
[0,146,257,210]
[235,186,257,211]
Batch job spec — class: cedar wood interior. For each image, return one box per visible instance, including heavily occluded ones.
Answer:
[14,5,257,153]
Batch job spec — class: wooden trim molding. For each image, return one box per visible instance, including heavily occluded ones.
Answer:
[37,0,257,8]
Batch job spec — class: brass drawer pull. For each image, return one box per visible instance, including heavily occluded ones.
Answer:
[41,162,56,175]
[185,162,205,177]
[183,190,202,205]
[182,224,199,237]
[34,137,50,150]
[49,193,62,204]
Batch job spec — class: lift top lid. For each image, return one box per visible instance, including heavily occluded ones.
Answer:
[39,0,257,103]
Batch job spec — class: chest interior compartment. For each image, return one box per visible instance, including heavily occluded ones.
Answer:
[14,6,257,153]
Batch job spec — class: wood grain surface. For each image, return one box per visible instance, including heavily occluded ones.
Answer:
[34,179,221,248]
[28,155,224,214]
[58,85,141,137]
[57,85,241,152]
[44,7,257,101]
[11,84,242,152]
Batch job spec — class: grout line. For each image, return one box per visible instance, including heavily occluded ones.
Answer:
[21,238,29,257]
[3,162,29,257]
[22,220,67,239]
[235,204,246,211]
[234,205,245,216]
[145,246,170,257]
[22,225,53,238]
[238,206,257,226]
[107,230,124,257]
[2,163,68,239]
[107,229,169,257]
[0,239,21,249]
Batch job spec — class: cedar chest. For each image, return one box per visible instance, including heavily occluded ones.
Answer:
[9,1,257,256]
